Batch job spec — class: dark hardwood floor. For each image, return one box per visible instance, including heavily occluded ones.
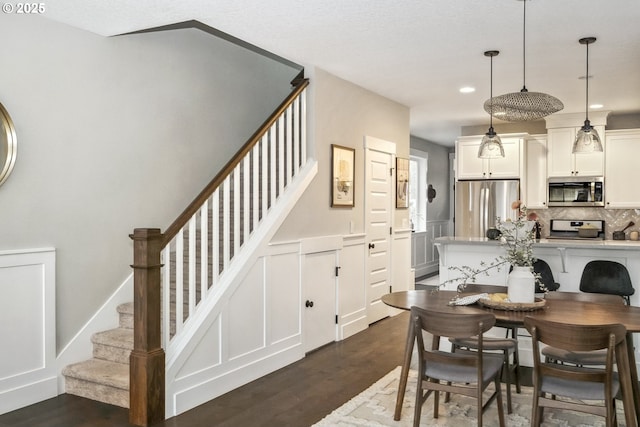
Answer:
[0,312,410,427]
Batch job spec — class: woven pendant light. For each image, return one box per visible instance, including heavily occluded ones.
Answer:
[484,0,563,122]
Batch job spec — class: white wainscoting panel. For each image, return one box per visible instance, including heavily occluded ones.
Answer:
[412,220,449,278]
[338,234,366,340]
[392,229,412,293]
[227,259,267,359]
[266,249,301,345]
[168,243,304,416]
[0,248,56,415]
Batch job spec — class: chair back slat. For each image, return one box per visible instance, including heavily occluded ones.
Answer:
[524,317,626,352]
[411,306,495,339]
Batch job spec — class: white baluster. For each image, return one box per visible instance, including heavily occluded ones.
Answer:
[301,89,307,165]
[286,104,293,186]
[188,216,197,315]
[252,144,260,231]
[243,155,250,243]
[233,164,241,257]
[211,190,219,287]
[200,200,209,299]
[222,178,230,271]
[161,246,171,345]
[293,97,300,176]
[278,114,285,197]
[269,127,277,209]
[175,228,184,334]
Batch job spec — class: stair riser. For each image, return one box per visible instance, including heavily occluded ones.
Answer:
[65,377,129,408]
[119,312,133,329]
[93,344,132,364]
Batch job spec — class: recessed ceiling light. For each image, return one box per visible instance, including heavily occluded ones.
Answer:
[459,87,475,94]
[590,103,603,109]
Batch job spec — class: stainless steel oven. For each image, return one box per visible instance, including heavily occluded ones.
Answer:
[547,177,604,207]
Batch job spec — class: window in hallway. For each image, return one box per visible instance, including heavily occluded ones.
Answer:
[409,150,427,232]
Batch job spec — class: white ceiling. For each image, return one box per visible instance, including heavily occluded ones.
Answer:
[45,0,640,146]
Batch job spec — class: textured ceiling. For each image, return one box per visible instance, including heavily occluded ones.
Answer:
[44,0,640,146]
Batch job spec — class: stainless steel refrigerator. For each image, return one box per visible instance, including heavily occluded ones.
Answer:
[455,180,520,238]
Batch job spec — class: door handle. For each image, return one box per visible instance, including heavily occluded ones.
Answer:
[305,300,314,308]
[368,243,375,249]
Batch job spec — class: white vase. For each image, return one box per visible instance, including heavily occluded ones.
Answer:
[507,266,535,303]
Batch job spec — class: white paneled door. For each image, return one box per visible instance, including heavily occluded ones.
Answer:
[303,250,337,352]
[365,138,394,324]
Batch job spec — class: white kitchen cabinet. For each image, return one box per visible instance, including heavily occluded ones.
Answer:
[547,126,605,177]
[456,135,523,180]
[605,129,640,209]
[523,136,548,209]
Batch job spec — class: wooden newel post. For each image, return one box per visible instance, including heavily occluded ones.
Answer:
[129,228,165,426]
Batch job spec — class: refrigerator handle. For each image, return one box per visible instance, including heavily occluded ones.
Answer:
[483,183,491,236]
[479,184,486,236]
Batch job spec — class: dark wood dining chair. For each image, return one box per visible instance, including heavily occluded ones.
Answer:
[542,292,625,366]
[524,316,626,427]
[411,306,505,427]
[451,283,520,413]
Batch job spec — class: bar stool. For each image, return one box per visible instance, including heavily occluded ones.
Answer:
[533,259,560,292]
[579,260,635,305]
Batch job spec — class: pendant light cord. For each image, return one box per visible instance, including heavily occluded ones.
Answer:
[522,0,527,90]
[585,41,590,122]
[490,53,494,129]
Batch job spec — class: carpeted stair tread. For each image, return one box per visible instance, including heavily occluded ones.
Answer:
[63,359,129,408]
[63,358,129,390]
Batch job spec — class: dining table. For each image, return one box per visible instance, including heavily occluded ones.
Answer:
[382,289,640,427]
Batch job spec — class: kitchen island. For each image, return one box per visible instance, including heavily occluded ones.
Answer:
[434,235,640,369]
[434,236,640,306]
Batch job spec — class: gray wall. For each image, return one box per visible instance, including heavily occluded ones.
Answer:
[274,67,410,240]
[410,136,451,222]
[0,14,299,350]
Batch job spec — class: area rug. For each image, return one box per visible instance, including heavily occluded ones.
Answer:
[313,366,625,426]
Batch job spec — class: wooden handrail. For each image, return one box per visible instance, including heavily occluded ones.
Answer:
[162,78,309,246]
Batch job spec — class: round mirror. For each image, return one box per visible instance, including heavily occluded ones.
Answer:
[0,102,17,187]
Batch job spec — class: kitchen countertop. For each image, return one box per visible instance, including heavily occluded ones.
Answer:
[435,236,640,250]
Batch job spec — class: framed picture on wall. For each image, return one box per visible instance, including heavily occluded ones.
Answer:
[331,144,355,207]
[396,157,409,209]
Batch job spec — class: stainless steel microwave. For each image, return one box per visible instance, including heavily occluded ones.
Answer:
[547,177,604,207]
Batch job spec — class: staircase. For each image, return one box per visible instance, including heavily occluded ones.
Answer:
[61,78,311,421]
[62,303,134,407]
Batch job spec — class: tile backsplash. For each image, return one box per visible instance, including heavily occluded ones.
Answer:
[528,207,640,240]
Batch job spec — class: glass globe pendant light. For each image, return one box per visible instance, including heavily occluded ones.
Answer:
[478,50,504,158]
[572,37,603,153]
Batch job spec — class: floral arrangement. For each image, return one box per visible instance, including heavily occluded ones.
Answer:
[445,201,544,292]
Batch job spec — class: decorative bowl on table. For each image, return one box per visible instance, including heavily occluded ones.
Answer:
[478,293,546,311]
